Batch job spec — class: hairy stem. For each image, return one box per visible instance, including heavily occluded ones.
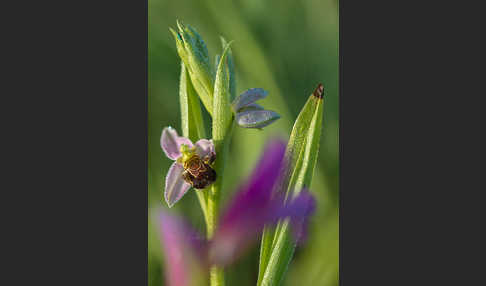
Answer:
[207,41,234,286]
[207,184,224,286]
[207,155,224,286]
[207,127,232,286]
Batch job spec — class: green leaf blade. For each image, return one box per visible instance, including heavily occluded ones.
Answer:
[220,36,236,101]
[258,84,325,286]
[212,42,233,143]
[179,62,209,223]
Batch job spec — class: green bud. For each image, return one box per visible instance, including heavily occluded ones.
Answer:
[174,20,214,115]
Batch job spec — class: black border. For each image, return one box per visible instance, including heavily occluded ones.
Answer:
[15,0,149,284]
[14,0,467,283]
[339,0,453,284]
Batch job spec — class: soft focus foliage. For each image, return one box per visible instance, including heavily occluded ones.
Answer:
[149,0,339,285]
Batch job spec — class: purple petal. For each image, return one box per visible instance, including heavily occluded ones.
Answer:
[210,189,315,266]
[161,127,194,160]
[165,162,191,207]
[195,139,215,158]
[156,210,207,286]
[210,139,287,265]
[236,110,280,129]
[208,139,316,265]
[271,189,316,244]
[231,88,268,112]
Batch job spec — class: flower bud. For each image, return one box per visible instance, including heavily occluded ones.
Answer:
[171,21,214,115]
[232,88,280,129]
[231,88,268,112]
[236,110,280,129]
[237,103,264,112]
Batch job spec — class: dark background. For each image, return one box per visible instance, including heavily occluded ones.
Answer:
[8,0,473,285]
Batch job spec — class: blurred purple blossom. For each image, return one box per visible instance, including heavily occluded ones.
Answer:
[156,139,316,278]
[156,211,208,286]
[209,139,315,265]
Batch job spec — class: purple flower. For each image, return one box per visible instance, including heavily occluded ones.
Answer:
[232,88,280,129]
[155,139,316,283]
[161,127,215,207]
[209,139,315,265]
[156,211,208,286]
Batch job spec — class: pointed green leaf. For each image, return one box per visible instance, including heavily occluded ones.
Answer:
[170,28,188,67]
[214,54,220,77]
[212,42,234,143]
[258,84,325,286]
[258,86,321,284]
[179,62,209,224]
[220,36,236,101]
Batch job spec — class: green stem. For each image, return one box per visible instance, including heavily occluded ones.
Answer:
[207,184,224,286]
[209,266,225,286]
[207,161,224,286]
[206,189,224,286]
[206,186,219,238]
[207,121,234,286]
[208,41,234,286]
[195,190,209,226]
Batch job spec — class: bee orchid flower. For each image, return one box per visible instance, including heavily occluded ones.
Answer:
[155,139,316,282]
[161,126,216,207]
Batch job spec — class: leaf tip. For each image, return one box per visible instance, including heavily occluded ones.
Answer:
[176,19,184,30]
[312,83,324,99]
[169,27,182,41]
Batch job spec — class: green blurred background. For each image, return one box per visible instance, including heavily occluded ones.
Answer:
[148,0,339,285]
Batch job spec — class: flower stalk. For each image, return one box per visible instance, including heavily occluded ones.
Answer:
[207,38,234,286]
[163,21,289,286]
[156,140,315,286]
